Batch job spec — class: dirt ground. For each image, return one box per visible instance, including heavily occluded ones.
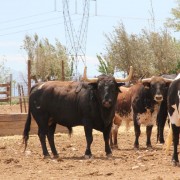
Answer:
[0,105,180,180]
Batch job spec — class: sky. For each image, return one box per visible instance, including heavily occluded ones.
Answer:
[0,0,178,80]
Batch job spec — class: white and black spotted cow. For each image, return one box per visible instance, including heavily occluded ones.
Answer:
[110,76,173,149]
[167,74,180,166]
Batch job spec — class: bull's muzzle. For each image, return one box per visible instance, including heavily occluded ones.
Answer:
[102,99,112,108]
[154,95,163,103]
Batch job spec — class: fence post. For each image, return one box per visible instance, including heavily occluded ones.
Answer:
[18,84,22,113]
[62,60,65,81]
[28,60,31,95]
[9,74,12,105]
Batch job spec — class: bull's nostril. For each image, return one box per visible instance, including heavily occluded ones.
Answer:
[154,95,163,102]
[103,100,112,108]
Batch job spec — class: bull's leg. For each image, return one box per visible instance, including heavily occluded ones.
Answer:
[134,117,141,149]
[84,126,93,158]
[110,125,119,149]
[157,100,167,144]
[172,124,180,166]
[110,130,113,147]
[38,129,50,158]
[112,125,119,149]
[146,125,153,148]
[36,116,50,158]
[47,123,59,158]
[103,125,112,156]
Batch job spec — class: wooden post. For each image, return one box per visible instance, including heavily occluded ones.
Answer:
[28,60,31,95]
[18,84,22,113]
[9,74,12,105]
[62,60,65,81]
[21,85,27,113]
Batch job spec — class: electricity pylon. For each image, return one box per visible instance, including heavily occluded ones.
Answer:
[62,0,91,80]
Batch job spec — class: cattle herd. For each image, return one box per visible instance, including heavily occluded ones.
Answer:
[22,66,180,167]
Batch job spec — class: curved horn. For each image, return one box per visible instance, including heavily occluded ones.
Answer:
[163,78,174,83]
[82,66,98,83]
[115,66,133,82]
[142,77,152,83]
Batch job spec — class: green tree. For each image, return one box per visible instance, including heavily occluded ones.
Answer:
[97,54,114,75]
[165,0,180,31]
[103,23,180,81]
[22,34,71,81]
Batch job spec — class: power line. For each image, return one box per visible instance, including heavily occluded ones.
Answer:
[0,11,57,24]
[0,17,82,37]
[75,12,165,22]
[0,16,64,32]
[0,13,166,37]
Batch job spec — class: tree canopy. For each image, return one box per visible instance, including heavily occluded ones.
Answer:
[101,23,180,81]
[166,0,180,31]
[22,34,71,82]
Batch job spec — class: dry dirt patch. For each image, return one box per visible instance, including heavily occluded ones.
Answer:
[0,105,180,180]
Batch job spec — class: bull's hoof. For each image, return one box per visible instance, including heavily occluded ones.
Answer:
[134,145,139,150]
[106,153,113,159]
[84,154,92,159]
[53,154,59,159]
[43,154,51,159]
[111,145,118,150]
[172,160,180,167]
[147,145,153,150]
[156,143,163,146]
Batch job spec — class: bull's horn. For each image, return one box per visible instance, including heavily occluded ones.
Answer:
[163,78,174,83]
[142,78,152,83]
[82,66,98,83]
[115,66,133,82]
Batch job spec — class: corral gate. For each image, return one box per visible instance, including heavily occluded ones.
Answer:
[0,82,11,104]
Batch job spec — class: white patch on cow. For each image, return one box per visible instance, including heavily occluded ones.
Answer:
[168,90,180,127]
[175,73,180,80]
[38,83,45,90]
[137,104,159,126]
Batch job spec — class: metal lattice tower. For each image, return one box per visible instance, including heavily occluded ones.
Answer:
[62,0,91,80]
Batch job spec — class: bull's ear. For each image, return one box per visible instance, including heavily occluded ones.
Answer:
[89,82,98,89]
[117,83,125,92]
[142,82,150,89]
[117,82,125,87]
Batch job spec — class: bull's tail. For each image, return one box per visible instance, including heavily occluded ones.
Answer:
[23,107,32,152]
[165,123,173,155]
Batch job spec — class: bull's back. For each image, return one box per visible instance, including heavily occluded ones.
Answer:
[116,91,132,116]
[29,81,94,127]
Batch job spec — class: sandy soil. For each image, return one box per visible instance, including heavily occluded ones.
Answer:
[0,105,180,180]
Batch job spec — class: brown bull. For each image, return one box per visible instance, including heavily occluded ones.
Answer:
[110,76,173,149]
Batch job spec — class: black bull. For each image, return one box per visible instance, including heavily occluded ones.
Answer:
[156,74,177,143]
[23,67,133,158]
